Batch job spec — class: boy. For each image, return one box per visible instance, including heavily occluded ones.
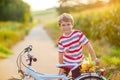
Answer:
[57,13,100,79]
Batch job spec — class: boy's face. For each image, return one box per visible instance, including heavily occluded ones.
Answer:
[59,21,73,34]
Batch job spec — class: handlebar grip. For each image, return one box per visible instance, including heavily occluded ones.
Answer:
[24,45,32,52]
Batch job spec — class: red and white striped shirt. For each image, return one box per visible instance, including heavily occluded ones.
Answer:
[58,30,89,64]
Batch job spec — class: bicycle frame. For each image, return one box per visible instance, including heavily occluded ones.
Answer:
[23,65,69,80]
[14,45,106,80]
[23,61,81,80]
[23,65,106,80]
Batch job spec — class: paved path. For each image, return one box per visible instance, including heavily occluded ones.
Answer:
[0,23,58,80]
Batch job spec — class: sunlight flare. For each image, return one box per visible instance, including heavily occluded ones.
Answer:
[23,0,58,11]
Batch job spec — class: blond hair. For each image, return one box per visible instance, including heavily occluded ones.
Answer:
[58,13,74,26]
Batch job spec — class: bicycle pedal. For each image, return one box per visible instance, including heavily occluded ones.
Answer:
[11,75,22,80]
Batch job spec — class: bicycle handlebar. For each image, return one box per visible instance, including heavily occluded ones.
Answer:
[23,45,37,65]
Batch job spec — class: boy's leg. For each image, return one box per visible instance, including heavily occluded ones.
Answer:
[71,67,81,79]
[58,68,70,80]
[64,68,70,76]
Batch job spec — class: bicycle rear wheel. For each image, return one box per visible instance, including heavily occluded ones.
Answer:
[76,73,106,80]
[79,76,104,80]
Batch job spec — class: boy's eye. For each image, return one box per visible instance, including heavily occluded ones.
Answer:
[67,23,71,26]
[61,24,65,27]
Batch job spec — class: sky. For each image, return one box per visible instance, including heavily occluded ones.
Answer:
[23,0,59,11]
[23,0,109,11]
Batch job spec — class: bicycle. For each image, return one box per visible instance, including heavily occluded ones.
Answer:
[12,45,107,80]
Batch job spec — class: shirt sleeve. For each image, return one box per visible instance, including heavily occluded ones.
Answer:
[58,41,64,53]
[79,32,89,45]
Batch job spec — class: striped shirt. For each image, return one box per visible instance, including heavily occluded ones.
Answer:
[58,30,89,64]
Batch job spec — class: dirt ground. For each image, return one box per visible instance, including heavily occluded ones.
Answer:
[0,23,59,80]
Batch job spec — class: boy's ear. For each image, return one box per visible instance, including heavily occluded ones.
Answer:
[58,24,61,27]
[59,26,63,31]
[59,25,61,29]
[59,26,61,29]
[72,23,74,27]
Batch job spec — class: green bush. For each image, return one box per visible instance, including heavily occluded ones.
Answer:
[0,21,32,58]
[0,30,21,47]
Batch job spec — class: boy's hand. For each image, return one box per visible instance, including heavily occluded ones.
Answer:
[59,68,65,75]
[95,58,100,66]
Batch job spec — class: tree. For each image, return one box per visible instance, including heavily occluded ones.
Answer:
[57,0,82,14]
[0,0,30,22]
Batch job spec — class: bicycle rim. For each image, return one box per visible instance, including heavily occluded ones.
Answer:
[79,76,104,80]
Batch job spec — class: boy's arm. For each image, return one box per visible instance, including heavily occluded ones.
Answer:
[58,52,64,64]
[85,42,100,65]
[58,52,65,74]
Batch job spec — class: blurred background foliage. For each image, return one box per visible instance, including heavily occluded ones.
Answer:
[0,0,31,22]
[57,0,120,14]
[73,4,120,47]
[0,0,33,58]
[0,21,33,58]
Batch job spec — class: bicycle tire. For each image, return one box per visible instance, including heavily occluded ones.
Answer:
[79,76,104,80]
[76,73,106,80]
